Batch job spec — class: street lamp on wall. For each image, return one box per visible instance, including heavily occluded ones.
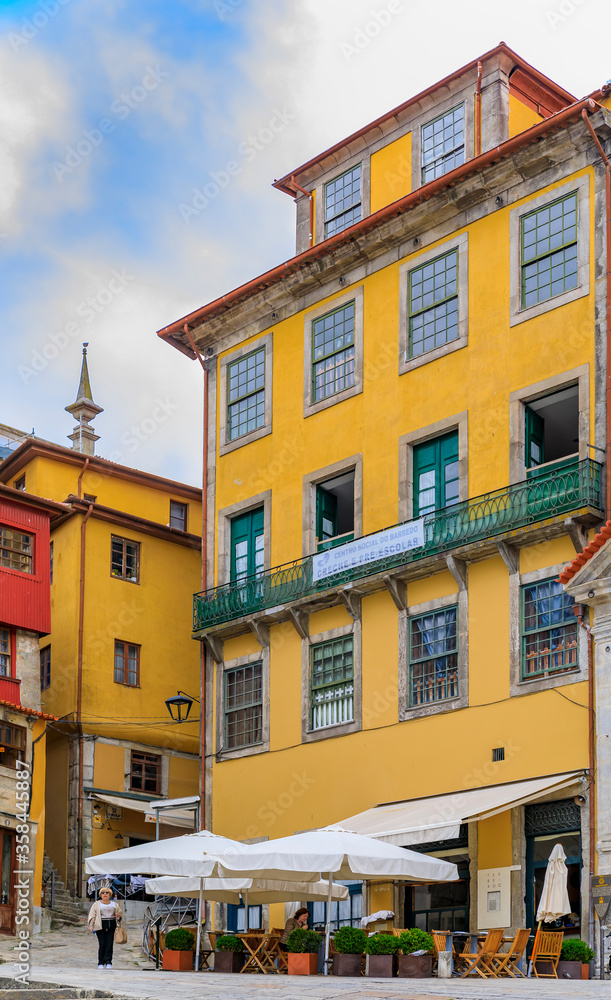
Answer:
[165,690,200,723]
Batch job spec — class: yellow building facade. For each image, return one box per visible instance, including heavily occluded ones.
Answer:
[0,363,202,897]
[160,44,610,948]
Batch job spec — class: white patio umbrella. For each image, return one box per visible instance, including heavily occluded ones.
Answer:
[85,830,243,969]
[214,826,459,972]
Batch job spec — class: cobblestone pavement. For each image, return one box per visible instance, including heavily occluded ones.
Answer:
[0,921,608,1000]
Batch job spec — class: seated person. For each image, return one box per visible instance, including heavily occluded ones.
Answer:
[279,907,309,950]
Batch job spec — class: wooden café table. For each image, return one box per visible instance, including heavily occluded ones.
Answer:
[237,931,282,973]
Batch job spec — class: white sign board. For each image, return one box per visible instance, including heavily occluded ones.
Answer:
[477,867,514,929]
[312,520,424,583]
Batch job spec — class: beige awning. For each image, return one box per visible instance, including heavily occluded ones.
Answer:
[94,793,195,829]
[335,771,586,846]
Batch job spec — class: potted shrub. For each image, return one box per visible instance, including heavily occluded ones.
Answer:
[558,938,594,980]
[397,929,434,978]
[332,925,367,977]
[286,927,322,975]
[364,932,400,978]
[214,933,244,973]
[162,927,195,972]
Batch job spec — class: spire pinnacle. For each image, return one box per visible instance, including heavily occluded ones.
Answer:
[65,343,104,456]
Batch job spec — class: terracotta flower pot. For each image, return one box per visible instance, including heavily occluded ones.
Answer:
[557,959,586,980]
[162,949,193,971]
[397,953,433,978]
[332,952,363,977]
[288,952,318,975]
[214,950,244,973]
[367,954,396,977]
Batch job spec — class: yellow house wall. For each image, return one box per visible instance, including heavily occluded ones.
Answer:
[44,736,69,883]
[94,743,125,791]
[508,93,544,137]
[16,455,200,528]
[209,167,595,873]
[478,814,512,869]
[30,720,46,904]
[370,132,412,212]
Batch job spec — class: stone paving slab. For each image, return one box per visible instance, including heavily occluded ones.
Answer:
[0,968,608,1000]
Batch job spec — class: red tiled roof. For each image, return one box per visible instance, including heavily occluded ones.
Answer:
[0,700,57,721]
[558,520,611,584]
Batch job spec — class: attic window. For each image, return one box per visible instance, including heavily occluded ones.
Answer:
[324,164,362,238]
[421,104,465,184]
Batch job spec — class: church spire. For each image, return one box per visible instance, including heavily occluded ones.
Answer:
[65,344,104,455]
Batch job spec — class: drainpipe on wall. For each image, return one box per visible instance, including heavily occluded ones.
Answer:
[581,109,611,519]
[574,604,596,949]
[76,499,93,896]
[185,324,208,831]
[290,176,314,248]
[475,61,483,157]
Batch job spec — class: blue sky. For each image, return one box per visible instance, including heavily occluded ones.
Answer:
[1,0,610,486]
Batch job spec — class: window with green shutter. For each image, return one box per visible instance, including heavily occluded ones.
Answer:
[230,508,264,582]
[312,302,355,402]
[227,347,265,441]
[315,471,355,551]
[521,193,578,308]
[413,431,459,516]
[310,636,354,730]
[408,249,459,358]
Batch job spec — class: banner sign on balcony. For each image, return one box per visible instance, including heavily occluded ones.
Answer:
[312,519,425,583]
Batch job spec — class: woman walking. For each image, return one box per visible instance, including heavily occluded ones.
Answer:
[87,886,123,969]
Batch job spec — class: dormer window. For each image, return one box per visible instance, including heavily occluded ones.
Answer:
[324,164,362,238]
[421,104,465,184]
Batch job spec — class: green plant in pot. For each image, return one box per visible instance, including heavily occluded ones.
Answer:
[162,928,195,972]
[286,928,322,975]
[397,929,434,979]
[214,933,244,973]
[364,933,400,978]
[558,938,594,980]
[332,925,367,977]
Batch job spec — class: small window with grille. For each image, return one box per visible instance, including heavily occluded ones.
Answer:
[310,636,354,731]
[224,662,263,749]
[169,500,188,531]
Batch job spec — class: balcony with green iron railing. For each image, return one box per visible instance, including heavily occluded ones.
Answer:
[193,458,603,634]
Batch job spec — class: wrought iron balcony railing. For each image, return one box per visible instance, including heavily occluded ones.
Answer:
[193,458,602,632]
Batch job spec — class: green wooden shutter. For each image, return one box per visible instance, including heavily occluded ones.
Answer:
[230,508,264,581]
[525,406,545,469]
[413,431,459,516]
[316,487,338,551]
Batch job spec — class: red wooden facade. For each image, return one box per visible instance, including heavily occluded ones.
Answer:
[0,496,53,634]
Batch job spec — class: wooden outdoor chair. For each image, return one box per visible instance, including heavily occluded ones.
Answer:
[431,930,449,973]
[531,930,563,978]
[490,928,530,978]
[460,928,504,978]
[270,929,288,972]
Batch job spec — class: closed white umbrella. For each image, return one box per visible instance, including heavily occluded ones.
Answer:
[536,843,571,922]
[215,826,459,972]
[530,843,572,976]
